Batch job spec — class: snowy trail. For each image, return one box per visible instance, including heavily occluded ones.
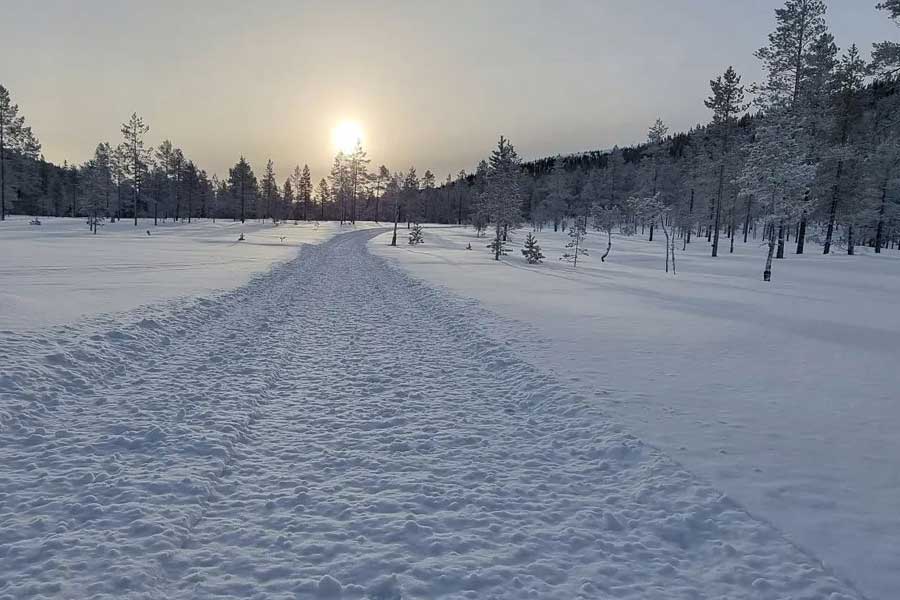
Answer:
[0,231,862,599]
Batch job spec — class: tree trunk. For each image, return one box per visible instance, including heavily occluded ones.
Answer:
[847,224,855,255]
[823,160,842,254]
[743,195,752,243]
[686,189,694,246]
[763,225,776,281]
[601,230,611,262]
[776,221,785,259]
[875,184,887,253]
[796,213,807,255]
[728,202,735,254]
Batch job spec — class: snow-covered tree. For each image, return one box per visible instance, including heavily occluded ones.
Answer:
[521,232,545,264]
[705,66,749,256]
[754,0,829,110]
[739,113,816,280]
[591,203,621,262]
[482,136,524,260]
[822,44,866,254]
[408,223,424,245]
[560,214,588,266]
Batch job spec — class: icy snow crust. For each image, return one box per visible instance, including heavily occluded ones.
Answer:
[0,230,861,599]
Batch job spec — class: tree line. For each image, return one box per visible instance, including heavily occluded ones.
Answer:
[2,0,898,280]
[402,0,899,281]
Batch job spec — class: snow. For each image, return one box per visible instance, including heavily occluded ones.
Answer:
[0,229,864,599]
[371,225,900,600]
[0,216,382,331]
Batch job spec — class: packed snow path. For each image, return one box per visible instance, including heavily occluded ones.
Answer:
[1,231,862,599]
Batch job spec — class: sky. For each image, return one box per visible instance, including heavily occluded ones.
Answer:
[1,0,896,183]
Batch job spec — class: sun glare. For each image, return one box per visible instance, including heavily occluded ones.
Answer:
[332,120,364,154]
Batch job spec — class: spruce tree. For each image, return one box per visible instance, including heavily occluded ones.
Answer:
[482,136,523,260]
[408,223,424,245]
[521,232,545,264]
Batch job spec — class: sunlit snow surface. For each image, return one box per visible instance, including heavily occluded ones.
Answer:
[0,216,382,331]
[0,227,866,598]
[372,225,900,600]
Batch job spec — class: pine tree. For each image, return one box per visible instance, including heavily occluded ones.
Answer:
[154,140,175,226]
[421,169,436,222]
[228,156,257,223]
[0,84,41,221]
[823,45,866,254]
[261,159,278,223]
[120,112,150,226]
[521,232,545,264]
[705,66,749,257]
[482,136,523,260]
[486,235,510,258]
[374,165,391,221]
[183,160,198,223]
[315,177,329,221]
[408,223,424,245]
[282,177,295,222]
[403,167,420,227]
[301,164,312,221]
[754,0,829,110]
[83,143,113,233]
[348,141,369,224]
[171,148,185,221]
[873,0,900,77]
[739,114,815,281]
[560,214,588,266]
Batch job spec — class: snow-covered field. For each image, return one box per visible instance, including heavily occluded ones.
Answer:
[371,226,900,600]
[0,216,381,331]
[0,229,864,599]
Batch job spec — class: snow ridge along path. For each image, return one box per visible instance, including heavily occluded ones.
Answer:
[1,230,862,599]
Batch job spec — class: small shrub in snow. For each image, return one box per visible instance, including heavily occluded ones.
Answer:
[521,232,545,264]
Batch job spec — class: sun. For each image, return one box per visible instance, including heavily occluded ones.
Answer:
[332,120,364,154]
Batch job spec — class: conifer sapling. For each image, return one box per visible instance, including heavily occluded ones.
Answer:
[408,223,424,245]
[521,232,545,264]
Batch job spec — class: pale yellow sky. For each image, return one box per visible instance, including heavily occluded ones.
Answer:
[2,0,895,183]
